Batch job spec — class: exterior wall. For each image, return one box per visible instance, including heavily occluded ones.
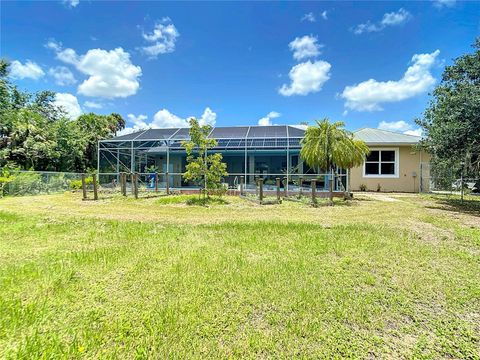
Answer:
[350,146,430,193]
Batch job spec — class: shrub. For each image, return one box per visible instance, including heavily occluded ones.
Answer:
[6,172,45,196]
[69,176,94,190]
[359,184,367,191]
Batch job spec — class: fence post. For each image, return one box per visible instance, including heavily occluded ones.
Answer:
[134,173,139,199]
[81,173,87,200]
[155,172,159,193]
[258,178,264,203]
[283,177,288,198]
[130,173,135,196]
[122,173,127,196]
[311,179,316,204]
[276,177,281,201]
[166,171,170,195]
[299,177,303,197]
[92,173,98,201]
[240,176,244,196]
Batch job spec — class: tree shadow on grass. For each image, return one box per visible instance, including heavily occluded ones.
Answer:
[426,196,480,217]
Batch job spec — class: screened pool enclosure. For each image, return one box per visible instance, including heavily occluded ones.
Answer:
[98,125,348,192]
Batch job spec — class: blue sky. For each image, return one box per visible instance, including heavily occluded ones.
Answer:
[2,0,479,135]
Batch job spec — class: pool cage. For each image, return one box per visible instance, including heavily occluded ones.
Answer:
[98,125,348,193]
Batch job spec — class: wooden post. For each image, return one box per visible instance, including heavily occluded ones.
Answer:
[134,173,139,199]
[258,178,264,203]
[311,179,316,204]
[92,173,98,200]
[81,173,87,200]
[283,177,288,198]
[122,173,127,196]
[299,177,303,197]
[130,173,135,195]
[155,172,159,193]
[276,177,281,201]
[166,171,170,195]
[240,176,244,196]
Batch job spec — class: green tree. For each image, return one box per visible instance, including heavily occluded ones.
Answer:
[182,118,228,199]
[417,38,480,178]
[300,119,369,204]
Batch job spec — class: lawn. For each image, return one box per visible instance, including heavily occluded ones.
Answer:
[0,192,479,359]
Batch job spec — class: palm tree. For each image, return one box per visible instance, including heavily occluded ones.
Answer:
[300,119,369,204]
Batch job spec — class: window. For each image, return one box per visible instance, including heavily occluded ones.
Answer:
[363,149,398,177]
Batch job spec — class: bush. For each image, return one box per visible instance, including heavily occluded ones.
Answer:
[6,172,45,196]
[69,176,94,190]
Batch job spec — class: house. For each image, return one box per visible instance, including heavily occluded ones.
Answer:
[98,125,428,193]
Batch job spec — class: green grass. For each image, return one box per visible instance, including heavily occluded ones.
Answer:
[0,193,479,358]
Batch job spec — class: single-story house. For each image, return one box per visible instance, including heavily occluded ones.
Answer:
[98,125,428,193]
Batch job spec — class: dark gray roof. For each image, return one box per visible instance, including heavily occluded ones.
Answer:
[112,125,307,141]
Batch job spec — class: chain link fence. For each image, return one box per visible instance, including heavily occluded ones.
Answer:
[420,163,479,195]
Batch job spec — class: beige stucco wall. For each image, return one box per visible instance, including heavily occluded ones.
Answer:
[350,146,429,193]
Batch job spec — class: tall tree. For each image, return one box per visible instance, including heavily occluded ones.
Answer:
[182,117,228,198]
[417,38,480,178]
[300,119,369,204]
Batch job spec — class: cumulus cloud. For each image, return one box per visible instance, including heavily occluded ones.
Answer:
[140,20,179,58]
[152,107,217,128]
[288,35,323,61]
[433,0,456,8]
[341,50,440,111]
[48,66,76,86]
[258,111,281,126]
[279,60,331,96]
[46,40,142,98]
[353,8,411,34]
[84,101,103,109]
[378,120,422,137]
[54,93,82,120]
[117,114,149,136]
[320,10,328,20]
[301,12,316,22]
[9,60,45,80]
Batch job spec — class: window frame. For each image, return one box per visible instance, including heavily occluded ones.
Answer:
[362,147,399,178]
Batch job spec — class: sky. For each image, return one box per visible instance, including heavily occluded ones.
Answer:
[2,0,479,136]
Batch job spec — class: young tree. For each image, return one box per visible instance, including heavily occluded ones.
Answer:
[300,119,369,204]
[417,37,480,178]
[182,118,228,199]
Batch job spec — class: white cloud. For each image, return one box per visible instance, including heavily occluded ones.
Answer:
[47,40,142,98]
[301,12,316,22]
[288,35,323,61]
[9,60,45,80]
[321,11,328,20]
[341,50,440,111]
[84,101,103,109]
[152,107,216,128]
[141,20,179,58]
[433,0,456,8]
[54,93,82,120]
[404,128,423,136]
[279,60,331,96]
[378,120,412,132]
[62,0,79,8]
[378,120,422,137]
[353,8,411,34]
[117,114,149,136]
[258,111,281,126]
[199,107,217,126]
[48,66,76,86]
